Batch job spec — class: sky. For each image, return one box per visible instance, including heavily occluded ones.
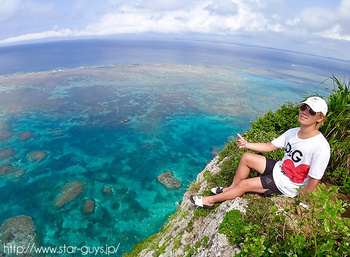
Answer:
[0,0,350,60]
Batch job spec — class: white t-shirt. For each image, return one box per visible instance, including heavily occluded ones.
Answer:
[271,127,330,197]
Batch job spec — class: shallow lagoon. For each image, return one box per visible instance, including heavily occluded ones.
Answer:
[0,40,347,255]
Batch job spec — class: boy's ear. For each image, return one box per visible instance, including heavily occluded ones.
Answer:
[317,115,325,123]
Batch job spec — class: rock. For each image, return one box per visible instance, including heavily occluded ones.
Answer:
[227,135,236,142]
[27,151,47,162]
[0,148,15,161]
[11,169,26,178]
[0,215,41,257]
[0,131,13,142]
[211,147,222,157]
[0,164,25,178]
[54,181,85,208]
[82,199,96,214]
[0,121,13,142]
[18,131,34,142]
[0,164,13,176]
[103,186,113,195]
[157,170,182,189]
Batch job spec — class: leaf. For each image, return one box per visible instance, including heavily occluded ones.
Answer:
[271,205,278,214]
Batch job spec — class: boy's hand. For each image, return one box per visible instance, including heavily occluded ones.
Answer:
[237,133,247,149]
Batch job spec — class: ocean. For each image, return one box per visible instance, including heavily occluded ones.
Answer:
[0,39,349,255]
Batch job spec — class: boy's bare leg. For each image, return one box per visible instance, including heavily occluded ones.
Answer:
[197,153,268,206]
[201,177,267,206]
[225,152,267,191]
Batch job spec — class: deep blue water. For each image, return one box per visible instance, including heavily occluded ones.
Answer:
[0,39,349,255]
[1,39,349,76]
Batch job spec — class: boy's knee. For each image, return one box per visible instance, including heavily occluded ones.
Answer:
[235,180,251,194]
[237,179,249,189]
[241,152,250,160]
[241,152,255,163]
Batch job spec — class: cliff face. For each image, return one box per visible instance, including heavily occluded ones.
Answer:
[132,156,248,257]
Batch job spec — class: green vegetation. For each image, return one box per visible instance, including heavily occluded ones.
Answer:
[193,206,211,220]
[321,76,350,193]
[202,236,209,248]
[183,237,210,257]
[218,209,244,244]
[172,233,183,251]
[219,185,349,256]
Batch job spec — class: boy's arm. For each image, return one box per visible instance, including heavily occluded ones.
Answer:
[305,177,320,193]
[237,133,279,152]
[299,177,320,209]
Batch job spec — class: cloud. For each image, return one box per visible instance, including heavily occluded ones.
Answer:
[204,0,239,16]
[298,8,334,33]
[137,0,188,11]
[0,29,74,45]
[1,0,350,47]
[282,0,350,41]
[83,1,278,35]
[0,0,283,45]
[81,0,350,38]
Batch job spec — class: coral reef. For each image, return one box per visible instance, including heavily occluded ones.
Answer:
[0,164,12,176]
[54,181,85,208]
[18,131,34,142]
[0,121,13,142]
[82,199,96,214]
[0,215,41,257]
[103,186,113,195]
[27,151,47,162]
[0,148,15,161]
[157,170,182,189]
[0,164,25,178]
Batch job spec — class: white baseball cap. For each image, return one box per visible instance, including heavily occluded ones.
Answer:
[302,96,328,116]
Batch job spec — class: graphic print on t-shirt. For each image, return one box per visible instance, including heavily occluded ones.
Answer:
[281,142,310,183]
[281,159,310,183]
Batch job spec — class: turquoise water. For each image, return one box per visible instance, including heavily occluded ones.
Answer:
[0,40,348,256]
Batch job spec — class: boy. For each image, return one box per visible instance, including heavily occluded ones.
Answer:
[190,97,330,209]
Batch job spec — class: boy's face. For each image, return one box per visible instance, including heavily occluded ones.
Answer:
[298,104,324,126]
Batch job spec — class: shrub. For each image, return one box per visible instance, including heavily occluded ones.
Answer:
[251,101,300,134]
[321,76,350,191]
[219,184,349,256]
[193,207,211,220]
[218,209,245,244]
[301,184,350,256]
